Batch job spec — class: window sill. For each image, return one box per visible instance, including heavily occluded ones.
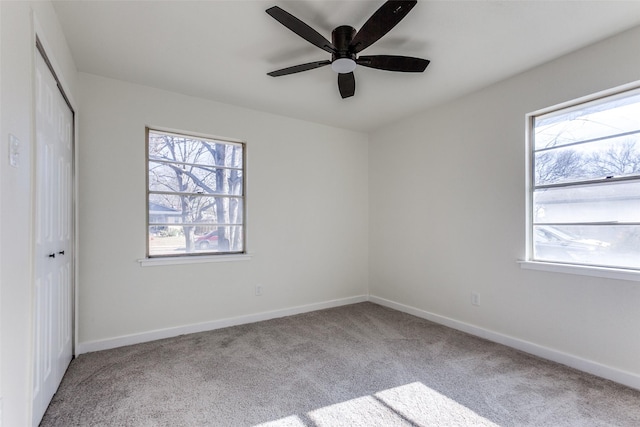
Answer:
[518,260,640,282]
[138,253,252,267]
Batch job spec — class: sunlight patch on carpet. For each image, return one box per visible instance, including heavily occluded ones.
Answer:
[309,394,409,426]
[375,382,498,426]
[254,415,307,427]
[255,382,498,426]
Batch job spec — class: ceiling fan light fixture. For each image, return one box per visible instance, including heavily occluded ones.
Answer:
[331,58,357,74]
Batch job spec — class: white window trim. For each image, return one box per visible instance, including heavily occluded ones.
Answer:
[138,253,252,267]
[519,260,640,282]
[145,127,247,259]
[524,80,640,278]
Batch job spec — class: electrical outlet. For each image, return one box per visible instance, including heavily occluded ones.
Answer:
[471,292,480,306]
[255,284,263,296]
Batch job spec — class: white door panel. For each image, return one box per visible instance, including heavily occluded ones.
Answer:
[32,50,74,426]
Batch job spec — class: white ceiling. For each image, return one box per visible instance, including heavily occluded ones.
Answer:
[52,0,640,132]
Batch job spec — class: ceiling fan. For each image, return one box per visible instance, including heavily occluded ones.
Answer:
[266,0,430,99]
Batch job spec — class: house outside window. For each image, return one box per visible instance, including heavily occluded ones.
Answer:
[146,128,245,257]
[527,84,640,271]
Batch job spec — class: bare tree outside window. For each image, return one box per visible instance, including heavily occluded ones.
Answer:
[146,129,244,257]
[535,149,585,185]
[588,140,640,177]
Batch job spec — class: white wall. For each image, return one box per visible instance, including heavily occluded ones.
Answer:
[369,25,640,384]
[0,1,78,425]
[76,73,369,348]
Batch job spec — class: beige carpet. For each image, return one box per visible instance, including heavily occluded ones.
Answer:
[41,302,640,426]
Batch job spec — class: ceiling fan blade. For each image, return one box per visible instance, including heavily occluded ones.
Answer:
[350,0,417,53]
[357,55,429,72]
[338,72,355,98]
[268,60,331,77]
[266,6,336,54]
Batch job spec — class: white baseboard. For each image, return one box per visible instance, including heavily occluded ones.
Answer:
[369,295,640,391]
[76,295,368,355]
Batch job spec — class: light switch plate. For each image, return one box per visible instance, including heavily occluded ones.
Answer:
[9,134,20,168]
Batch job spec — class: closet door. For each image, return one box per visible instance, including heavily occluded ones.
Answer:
[32,48,74,426]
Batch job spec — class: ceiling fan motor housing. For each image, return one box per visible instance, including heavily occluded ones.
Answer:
[332,25,357,62]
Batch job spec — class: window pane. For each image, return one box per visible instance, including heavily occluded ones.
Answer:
[149,225,244,256]
[534,90,640,150]
[533,224,640,270]
[149,161,243,195]
[148,131,243,168]
[149,194,243,225]
[534,136,640,186]
[529,86,640,270]
[533,180,640,224]
[147,128,245,258]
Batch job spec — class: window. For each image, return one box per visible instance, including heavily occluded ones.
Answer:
[527,85,640,271]
[146,128,245,257]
